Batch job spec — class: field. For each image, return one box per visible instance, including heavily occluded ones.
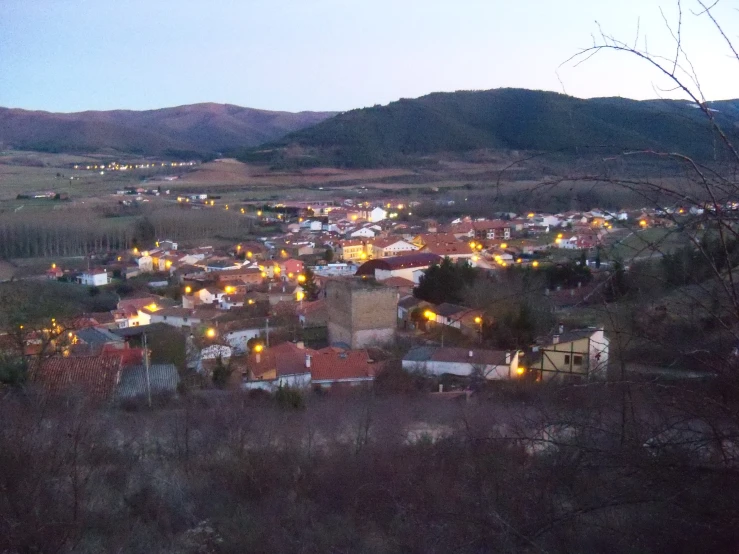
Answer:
[605,227,689,262]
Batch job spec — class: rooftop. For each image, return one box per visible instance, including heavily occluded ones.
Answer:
[115,363,180,400]
[310,348,376,382]
[30,355,122,400]
[404,346,509,366]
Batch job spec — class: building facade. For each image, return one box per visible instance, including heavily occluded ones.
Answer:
[326,279,398,348]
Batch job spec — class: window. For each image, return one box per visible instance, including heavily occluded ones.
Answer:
[573,355,583,365]
[564,355,571,365]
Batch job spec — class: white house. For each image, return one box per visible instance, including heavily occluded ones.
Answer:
[148,307,203,329]
[350,227,376,239]
[137,255,154,273]
[369,207,388,223]
[402,347,521,380]
[223,326,264,354]
[78,270,110,287]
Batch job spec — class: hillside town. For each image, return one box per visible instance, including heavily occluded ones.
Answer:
[2,194,713,402]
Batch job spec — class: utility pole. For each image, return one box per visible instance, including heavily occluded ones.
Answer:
[143,332,152,408]
[265,318,270,347]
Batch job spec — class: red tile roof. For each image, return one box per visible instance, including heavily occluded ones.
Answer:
[30,355,122,400]
[310,348,376,382]
[248,342,315,379]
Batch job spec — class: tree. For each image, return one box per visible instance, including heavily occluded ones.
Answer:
[211,355,232,388]
[301,267,320,301]
[414,257,478,304]
[324,247,334,263]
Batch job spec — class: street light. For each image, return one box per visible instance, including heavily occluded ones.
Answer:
[206,328,216,338]
[185,286,192,294]
[474,315,483,344]
[297,274,306,283]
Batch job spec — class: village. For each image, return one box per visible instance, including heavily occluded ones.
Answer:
[1,193,715,403]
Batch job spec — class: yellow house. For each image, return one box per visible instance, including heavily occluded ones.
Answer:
[531,327,609,380]
[336,239,371,262]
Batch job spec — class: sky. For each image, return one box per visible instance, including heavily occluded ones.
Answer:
[1,0,738,113]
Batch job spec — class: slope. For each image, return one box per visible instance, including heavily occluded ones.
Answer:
[0,103,337,157]
[239,88,739,168]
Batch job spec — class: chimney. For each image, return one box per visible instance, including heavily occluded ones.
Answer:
[558,323,564,334]
[552,335,560,345]
[296,341,304,350]
[468,350,473,358]
[305,354,311,368]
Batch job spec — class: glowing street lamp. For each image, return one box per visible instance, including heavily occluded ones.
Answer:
[253,343,263,353]
[185,286,192,294]
[206,328,216,339]
[297,274,306,283]
[474,315,483,343]
[532,260,540,268]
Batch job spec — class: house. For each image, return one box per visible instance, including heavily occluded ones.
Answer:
[243,341,313,390]
[159,239,178,251]
[148,307,203,329]
[371,238,418,259]
[194,287,224,305]
[419,234,476,261]
[298,298,328,328]
[311,263,359,277]
[309,348,377,389]
[73,327,126,354]
[29,355,123,400]
[531,327,609,380]
[402,347,521,380]
[350,227,377,239]
[219,293,246,310]
[137,254,154,273]
[221,319,269,353]
[426,303,480,330]
[46,266,64,280]
[369,207,388,222]
[335,239,370,262]
[449,220,512,241]
[279,259,305,279]
[217,267,263,286]
[78,270,110,287]
[115,363,180,402]
[397,295,432,329]
[355,253,442,284]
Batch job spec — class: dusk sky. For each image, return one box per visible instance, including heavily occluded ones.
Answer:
[1,0,737,113]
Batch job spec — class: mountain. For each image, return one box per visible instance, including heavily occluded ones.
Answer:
[0,103,337,157]
[237,88,739,168]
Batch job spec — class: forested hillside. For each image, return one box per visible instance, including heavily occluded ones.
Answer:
[237,88,739,168]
